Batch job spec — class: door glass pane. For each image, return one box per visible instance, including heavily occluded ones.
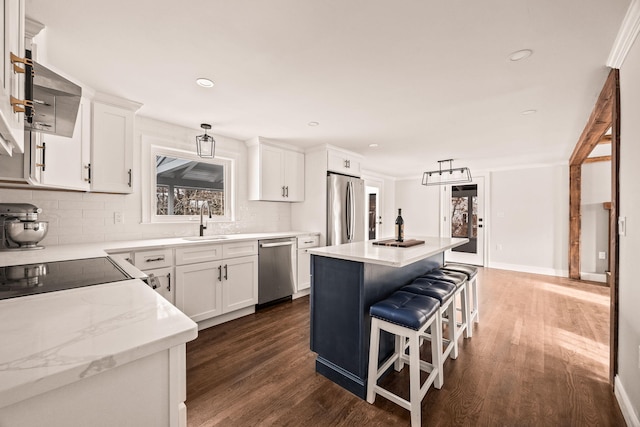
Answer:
[451,184,478,253]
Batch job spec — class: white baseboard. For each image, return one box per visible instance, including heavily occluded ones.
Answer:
[580,272,607,283]
[292,288,310,299]
[615,375,640,427]
[196,306,255,331]
[488,261,568,278]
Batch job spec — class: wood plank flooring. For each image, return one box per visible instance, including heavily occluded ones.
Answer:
[186,268,626,426]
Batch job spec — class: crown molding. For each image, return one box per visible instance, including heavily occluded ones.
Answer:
[25,17,45,40]
[607,0,640,68]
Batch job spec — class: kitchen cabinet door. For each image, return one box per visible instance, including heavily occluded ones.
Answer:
[222,255,258,313]
[327,149,361,177]
[145,266,174,305]
[91,101,134,193]
[175,261,222,322]
[38,99,90,190]
[0,0,25,155]
[283,150,304,201]
[260,144,285,200]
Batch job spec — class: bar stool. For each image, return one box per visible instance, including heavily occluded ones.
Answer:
[442,263,479,326]
[367,291,443,427]
[401,278,458,361]
[419,269,470,339]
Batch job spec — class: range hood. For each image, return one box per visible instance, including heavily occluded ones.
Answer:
[24,51,82,138]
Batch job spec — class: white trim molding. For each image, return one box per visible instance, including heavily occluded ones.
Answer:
[607,0,640,68]
[615,375,640,427]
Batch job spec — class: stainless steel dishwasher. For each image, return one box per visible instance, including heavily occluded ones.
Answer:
[258,237,296,307]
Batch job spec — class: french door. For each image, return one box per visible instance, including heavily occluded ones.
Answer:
[442,177,485,266]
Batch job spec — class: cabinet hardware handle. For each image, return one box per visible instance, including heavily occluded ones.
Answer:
[303,240,314,244]
[10,52,32,66]
[218,265,222,281]
[347,160,350,168]
[285,186,289,197]
[35,143,47,171]
[224,264,228,280]
[84,163,92,183]
[167,273,171,292]
[128,169,132,187]
[281,186,285,197]
[145,256,165,262]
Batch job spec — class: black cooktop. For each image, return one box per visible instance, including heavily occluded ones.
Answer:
[0,257,133,301]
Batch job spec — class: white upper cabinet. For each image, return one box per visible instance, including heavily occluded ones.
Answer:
[90,95,140,193]
[327,147,362,177]
[36,98,91,190]
[246,137,304,202]
[0,0,25,155]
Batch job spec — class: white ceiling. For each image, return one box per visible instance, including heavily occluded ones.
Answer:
[25,0,630,178]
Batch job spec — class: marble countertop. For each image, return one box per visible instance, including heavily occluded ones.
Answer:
[0,231,320,267]
[0,230,318,408]
[307,236,468,267]
[0,279,197,409]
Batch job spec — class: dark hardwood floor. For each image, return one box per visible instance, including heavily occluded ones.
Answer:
[186,268,626,426]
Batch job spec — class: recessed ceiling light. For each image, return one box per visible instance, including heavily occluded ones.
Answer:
[368,143,379,148]
[196,78,214,88]
[508,49,533,62]
[308,121,319,126]
[521,109,537,115]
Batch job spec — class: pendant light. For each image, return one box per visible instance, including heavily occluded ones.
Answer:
[196,123,216,158]
[422,159,472,186]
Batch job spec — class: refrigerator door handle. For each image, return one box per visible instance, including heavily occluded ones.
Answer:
[346,181,354,241]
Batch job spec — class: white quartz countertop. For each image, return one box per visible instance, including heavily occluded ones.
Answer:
[307,236,468,267]
[0,231,319,267]
[0,279,197,409]
[0,231,318,408]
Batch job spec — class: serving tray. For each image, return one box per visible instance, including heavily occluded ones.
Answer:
[372,239,425,248]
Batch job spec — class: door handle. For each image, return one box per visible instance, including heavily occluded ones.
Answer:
[260,241,294,248]
[167,273,171,292]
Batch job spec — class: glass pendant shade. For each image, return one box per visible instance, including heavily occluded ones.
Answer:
[196,123,215,158]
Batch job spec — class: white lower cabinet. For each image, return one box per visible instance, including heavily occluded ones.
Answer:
[175,241,258,324]
[222,255,258,313]
[146,266,174,305]
[296,234,320,292]
[175,260,223,322]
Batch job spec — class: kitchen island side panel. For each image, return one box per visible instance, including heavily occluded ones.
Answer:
[310,253,442,398]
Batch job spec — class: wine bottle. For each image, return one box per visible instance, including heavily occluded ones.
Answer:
[395,209,404,242]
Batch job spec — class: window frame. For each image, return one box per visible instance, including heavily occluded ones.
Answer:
[150,146,234,224]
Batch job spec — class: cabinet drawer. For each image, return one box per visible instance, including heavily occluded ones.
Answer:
[223,241,258,259]
[134,248,173,269]
[297,235,320,249]
[175,244,223,265]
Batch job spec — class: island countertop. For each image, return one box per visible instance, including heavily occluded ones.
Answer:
[307,236,468,267]
[0,279,197,409]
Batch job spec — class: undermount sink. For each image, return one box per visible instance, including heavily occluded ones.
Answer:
[182,236,229,241]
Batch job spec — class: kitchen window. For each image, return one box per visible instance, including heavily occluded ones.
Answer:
[151,147,233,223]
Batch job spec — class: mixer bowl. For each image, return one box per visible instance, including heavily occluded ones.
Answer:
[5,220,49,248]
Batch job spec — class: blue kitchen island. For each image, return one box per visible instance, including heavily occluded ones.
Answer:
[308,236,467,399]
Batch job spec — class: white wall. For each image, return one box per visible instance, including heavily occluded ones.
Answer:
[488,164,569,276]
[394,178,441,237]
[0,117,291,246]
[581,161,611,276]
[617,30,640,424]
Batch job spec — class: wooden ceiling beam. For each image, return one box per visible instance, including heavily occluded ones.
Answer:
[569,70,616,166]
[584,155,612,163]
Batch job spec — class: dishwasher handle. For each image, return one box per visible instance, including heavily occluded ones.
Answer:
[260,241,295,248]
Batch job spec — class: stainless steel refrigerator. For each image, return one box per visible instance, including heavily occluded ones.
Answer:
[327,173,365,246]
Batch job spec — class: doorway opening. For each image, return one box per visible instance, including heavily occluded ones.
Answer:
[441,176,485,266]
[365,182,382,240]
